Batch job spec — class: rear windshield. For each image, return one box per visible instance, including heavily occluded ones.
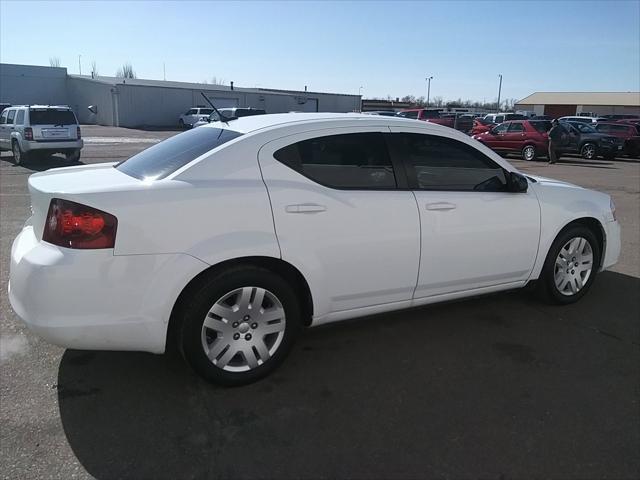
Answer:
[116,127,243,180]
[29,109,77,125]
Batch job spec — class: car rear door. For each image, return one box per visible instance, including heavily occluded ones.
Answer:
[258,127,420,320]
[388,127,540,298]
[503,122,526,151]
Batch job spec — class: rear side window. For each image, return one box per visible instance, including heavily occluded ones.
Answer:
[15,110,25,125]
[398,111,419,119]
[396,133,507,192]
[274,133,396,189]
[531,121,552,133]
[29,109,76,125]
[508,123,524,132]
[0,111,6,125]
[116,127,243,180]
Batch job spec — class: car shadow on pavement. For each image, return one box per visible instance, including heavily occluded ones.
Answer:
[0,153,84,171]
[57,271,640,479]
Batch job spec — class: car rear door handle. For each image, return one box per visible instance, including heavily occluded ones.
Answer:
[426,202,457,211]
[285,204,327,214]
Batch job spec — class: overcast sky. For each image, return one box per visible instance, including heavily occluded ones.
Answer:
[1,1,638,102]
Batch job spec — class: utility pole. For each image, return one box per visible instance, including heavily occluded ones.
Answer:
[426,76,433,107]
[78,55,82,75]
[358,86,363,112]
[496,74,503,113]
[163,62,166,81]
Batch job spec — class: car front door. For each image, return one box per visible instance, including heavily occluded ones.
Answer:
[485,122,509,152]
[258,127,421,320]
[389,127,540,298]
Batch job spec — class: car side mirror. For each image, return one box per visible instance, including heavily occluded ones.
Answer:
[508,172,528,193]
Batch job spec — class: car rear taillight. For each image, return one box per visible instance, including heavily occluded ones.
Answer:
[24,127,33,140]
[43,198,117,249]
[77,126,81,139]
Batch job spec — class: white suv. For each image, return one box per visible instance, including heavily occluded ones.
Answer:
[178,107,214,129]
[0,105,83,165]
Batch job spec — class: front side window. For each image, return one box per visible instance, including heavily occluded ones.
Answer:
[15,110,25,125]
[0,111,7,125]
[116,127,243,180]
[396,133,507,192]
[6,109,16,124]
[274,132,396,189]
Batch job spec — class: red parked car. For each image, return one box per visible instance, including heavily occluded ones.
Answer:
[472,120,552,161]
[595,122,640,157]
[397,109,473,133]
[471,117,496,135]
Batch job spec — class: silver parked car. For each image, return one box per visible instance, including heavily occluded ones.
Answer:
[0,105,83,165]
[178,107,214,129]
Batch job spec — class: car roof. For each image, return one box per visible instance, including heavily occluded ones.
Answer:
[199,112,456,135]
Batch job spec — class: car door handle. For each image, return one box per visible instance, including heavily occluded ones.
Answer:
[285,204,327,214]
[426,202,457,211]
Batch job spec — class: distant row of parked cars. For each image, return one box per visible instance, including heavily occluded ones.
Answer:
[367,107,639,161]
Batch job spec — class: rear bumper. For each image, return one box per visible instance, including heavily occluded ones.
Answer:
[9,225,208,353]
[23,139,83,152]
[602,220,621,270]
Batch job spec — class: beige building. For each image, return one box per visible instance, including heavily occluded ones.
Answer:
[515,92,640,118]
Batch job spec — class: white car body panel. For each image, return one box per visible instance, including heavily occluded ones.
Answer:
[8,113,621,353]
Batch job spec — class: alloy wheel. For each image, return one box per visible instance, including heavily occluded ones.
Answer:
[523,145,536,161]
[554,237,593,296]
[582,144,596,160]
[201,286,286,372]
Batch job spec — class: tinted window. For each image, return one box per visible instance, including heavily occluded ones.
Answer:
[29,109,76,125]
[505,114,526,121]
[0,111,7,125]
[610,124,631,133]
[595,124,610,133]
[200,108,213,115]
[530,120,552,133]
[397,133,507,191]
[6,109,16,124]
[398,111,419,119]
[574,123,596,133]
[420,110,440,119]
[15,110,25,125]
[116,127,243,180]
[186,109,197,115]
[508,123,524,132]
[495,115,504,123]
[274,133,396,189]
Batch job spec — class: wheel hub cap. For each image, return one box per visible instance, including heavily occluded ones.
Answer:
[554,237,593,296]
[201,286,286,372]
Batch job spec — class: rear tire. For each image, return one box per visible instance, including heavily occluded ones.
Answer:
[11,140,28,165]
[536,225,601,305]
[522,145,537,161]
[178,266,301,386]
[65,149,81,162]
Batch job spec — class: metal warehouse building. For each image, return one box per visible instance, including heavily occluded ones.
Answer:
[515,92,640,118]
[0,63,361,127]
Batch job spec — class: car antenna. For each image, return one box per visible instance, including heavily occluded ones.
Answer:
[200,92,232,123]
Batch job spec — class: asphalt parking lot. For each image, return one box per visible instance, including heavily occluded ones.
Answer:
[1,125,638,479]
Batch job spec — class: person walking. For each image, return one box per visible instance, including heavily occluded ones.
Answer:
[547,119,564,164]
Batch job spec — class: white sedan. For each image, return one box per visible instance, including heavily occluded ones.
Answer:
[9,113,621,385]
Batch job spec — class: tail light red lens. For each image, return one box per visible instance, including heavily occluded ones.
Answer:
[43,198,117,249]
[24,127,33,140]
[77,126,81,139]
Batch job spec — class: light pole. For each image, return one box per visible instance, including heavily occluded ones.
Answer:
[425,76,433,107]
[78,55,82,75]
[358,86,363,112]
[496,74,503,113]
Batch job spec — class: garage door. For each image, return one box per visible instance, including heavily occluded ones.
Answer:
[207,97,239,109]
[544,105,577,118]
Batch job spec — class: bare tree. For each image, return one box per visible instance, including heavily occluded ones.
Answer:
[211,76,226,85]
[49,57,61,67]
[90,61,99,78]
[116,63,136,79]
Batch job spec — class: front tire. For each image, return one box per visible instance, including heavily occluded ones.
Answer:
[536,225,601,305]
[581,143,597,160]
[522,145,537,161]
[179,266,301,386]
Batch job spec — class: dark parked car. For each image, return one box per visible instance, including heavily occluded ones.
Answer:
[595,122,640,157]
[472,120,551,160]
[602,114,640,120]
[559,121,624,159]
[364,110,398,116]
